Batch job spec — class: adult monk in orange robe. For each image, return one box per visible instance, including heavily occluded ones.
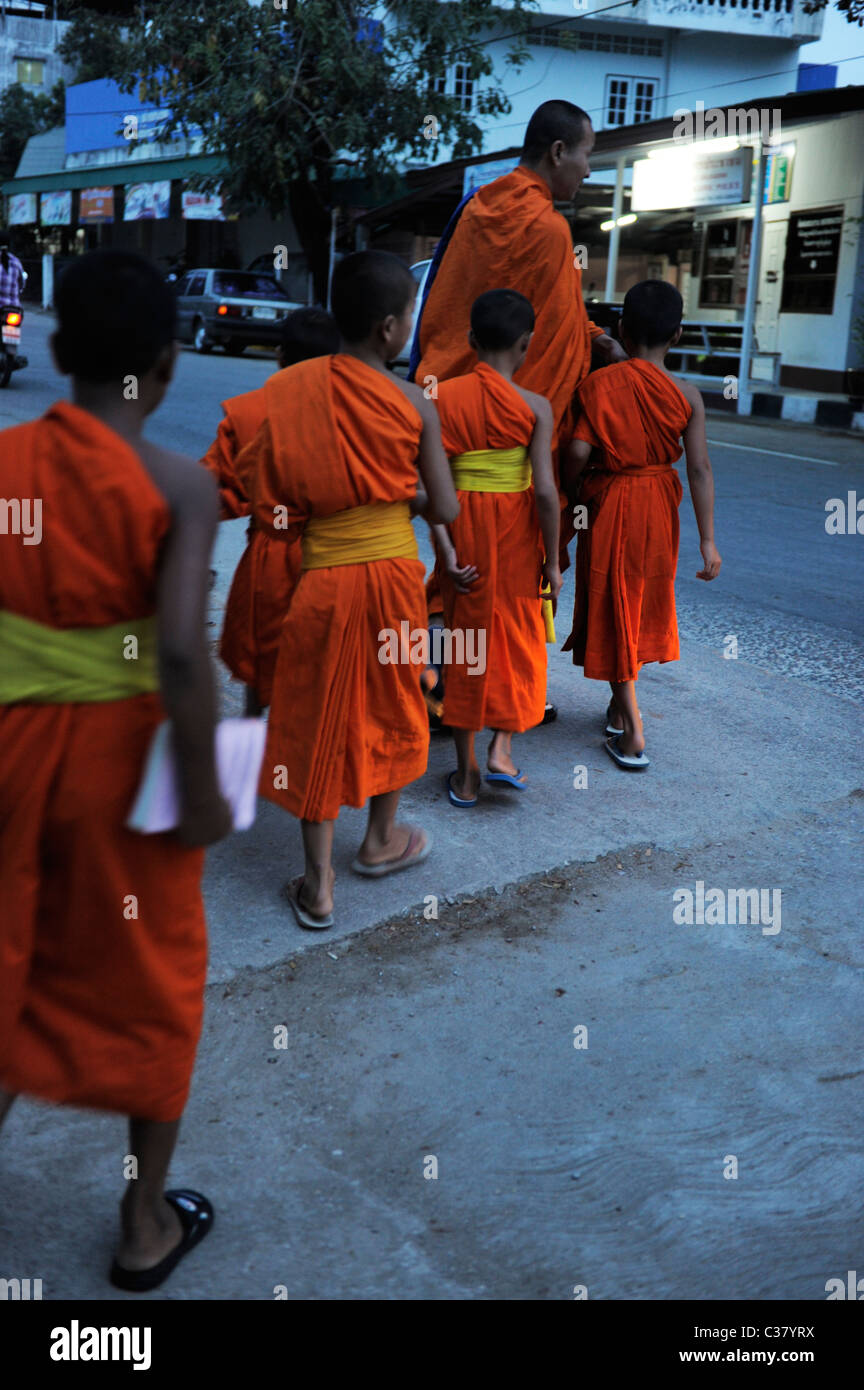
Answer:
[0,251,230,1291]
[429,290,561,806]
[237,251,458,931]
[562,281,722,771]
[202,308,340,712]
[415,99,624,467]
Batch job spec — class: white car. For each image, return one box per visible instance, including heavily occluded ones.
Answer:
[393,258,432,370]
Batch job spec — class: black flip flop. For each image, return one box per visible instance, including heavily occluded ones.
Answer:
[109,1189,214,1292]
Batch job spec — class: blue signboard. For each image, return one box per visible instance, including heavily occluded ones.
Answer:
[66,78,198,155]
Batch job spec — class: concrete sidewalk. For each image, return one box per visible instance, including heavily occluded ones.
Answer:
[2,781,861,1300]
[198,631,862,981]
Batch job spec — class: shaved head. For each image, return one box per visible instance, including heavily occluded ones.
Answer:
[522,100,590,163]
[330,250,415,343]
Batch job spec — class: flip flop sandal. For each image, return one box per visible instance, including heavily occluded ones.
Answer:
[446,771,478,808]
[541,702,558,725]
[604,734,650,771]
[351,828,432,879]
[109,1189,214,1293]
[485,769,527,790]
[283,877,334,930]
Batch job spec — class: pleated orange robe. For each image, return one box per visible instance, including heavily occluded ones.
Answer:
[240,355,429,822]
[563,360,691,682]
[436,363,546,732]
[0,402,206,1121]
[202,386,301,707]
[416,166,603,444]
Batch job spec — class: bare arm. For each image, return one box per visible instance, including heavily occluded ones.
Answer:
[415,394,459,525]
[430,518,478,594]
[681,387,721,581]
[560,437,593,506]
[528,396,562,604]
[156,465,232,845]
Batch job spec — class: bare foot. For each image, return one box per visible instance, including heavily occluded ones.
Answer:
[487,735,518,778]
[451,768,481,801]
[300,866,334,918]
[116,1192,183,1272]
[606,700,624,732]
[357,822,426,867]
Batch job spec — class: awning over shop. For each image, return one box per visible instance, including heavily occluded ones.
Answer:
[2,152,225,198]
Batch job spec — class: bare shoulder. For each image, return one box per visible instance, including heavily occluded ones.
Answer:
[393,373,439,425]
[136,438,218,516]
[511,382,553,425]
[671,375,704,416]
[389,372,427,408]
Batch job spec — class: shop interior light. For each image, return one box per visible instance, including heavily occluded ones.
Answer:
[600,214,637,232]
[648,136,740,159]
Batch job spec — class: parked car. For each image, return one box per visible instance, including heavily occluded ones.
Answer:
[393,258,432,370]
[173,268,303,354]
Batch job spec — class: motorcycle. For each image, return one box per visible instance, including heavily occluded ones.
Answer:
[1,305,28,388]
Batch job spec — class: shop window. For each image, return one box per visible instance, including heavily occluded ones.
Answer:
[699,219,753,308]
[780,206,843,315]
[17,59,45,86]
[604,76,658,127]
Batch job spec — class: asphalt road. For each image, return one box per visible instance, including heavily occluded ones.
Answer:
[2,309,863,1301]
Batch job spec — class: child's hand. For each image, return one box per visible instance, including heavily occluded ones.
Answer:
[445,552,479,593]
[542,561,563,611]
[177,794,233,847]
[697,540,722,581]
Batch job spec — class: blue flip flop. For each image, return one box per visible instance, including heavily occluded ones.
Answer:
[446,772,477,808]
[485,770,527,791]
[605,734,650,771]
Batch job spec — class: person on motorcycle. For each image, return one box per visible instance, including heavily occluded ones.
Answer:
[0,241,25,307]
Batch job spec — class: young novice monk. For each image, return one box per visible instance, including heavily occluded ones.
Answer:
[562,280,722,770]
[202,308,340,714]
[238,251,459,930]
[430,289,562,806]
[0,250,231,1290]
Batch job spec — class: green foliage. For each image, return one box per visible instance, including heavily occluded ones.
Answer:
[0,83,65,183]
[802,0,864,22]
[57,0,535,214]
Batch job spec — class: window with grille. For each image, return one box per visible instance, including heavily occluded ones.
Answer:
[429,64,473,111]
[604,75,658,127]
[453,64,473,112]
[529,27,663,57]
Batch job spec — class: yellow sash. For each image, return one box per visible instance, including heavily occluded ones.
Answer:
[302,500,418,571]
[0,610,158,704]
[448,445,555,642]
[450,445,531,493]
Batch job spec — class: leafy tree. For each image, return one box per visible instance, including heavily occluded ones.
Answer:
[802,0,864,22]
[0,82,66,184]
[58,0,534,295]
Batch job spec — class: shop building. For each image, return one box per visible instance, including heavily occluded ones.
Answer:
[360,84,864,427]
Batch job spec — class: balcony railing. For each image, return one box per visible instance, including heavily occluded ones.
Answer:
[531,0,824,43]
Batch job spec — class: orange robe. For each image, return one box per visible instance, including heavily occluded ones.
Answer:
[416,166,603,444]
[202,385,301,708]
[239,355,429,822]
[0,402,206,1122]
[435,363,546,732]
[563,360,691,682]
